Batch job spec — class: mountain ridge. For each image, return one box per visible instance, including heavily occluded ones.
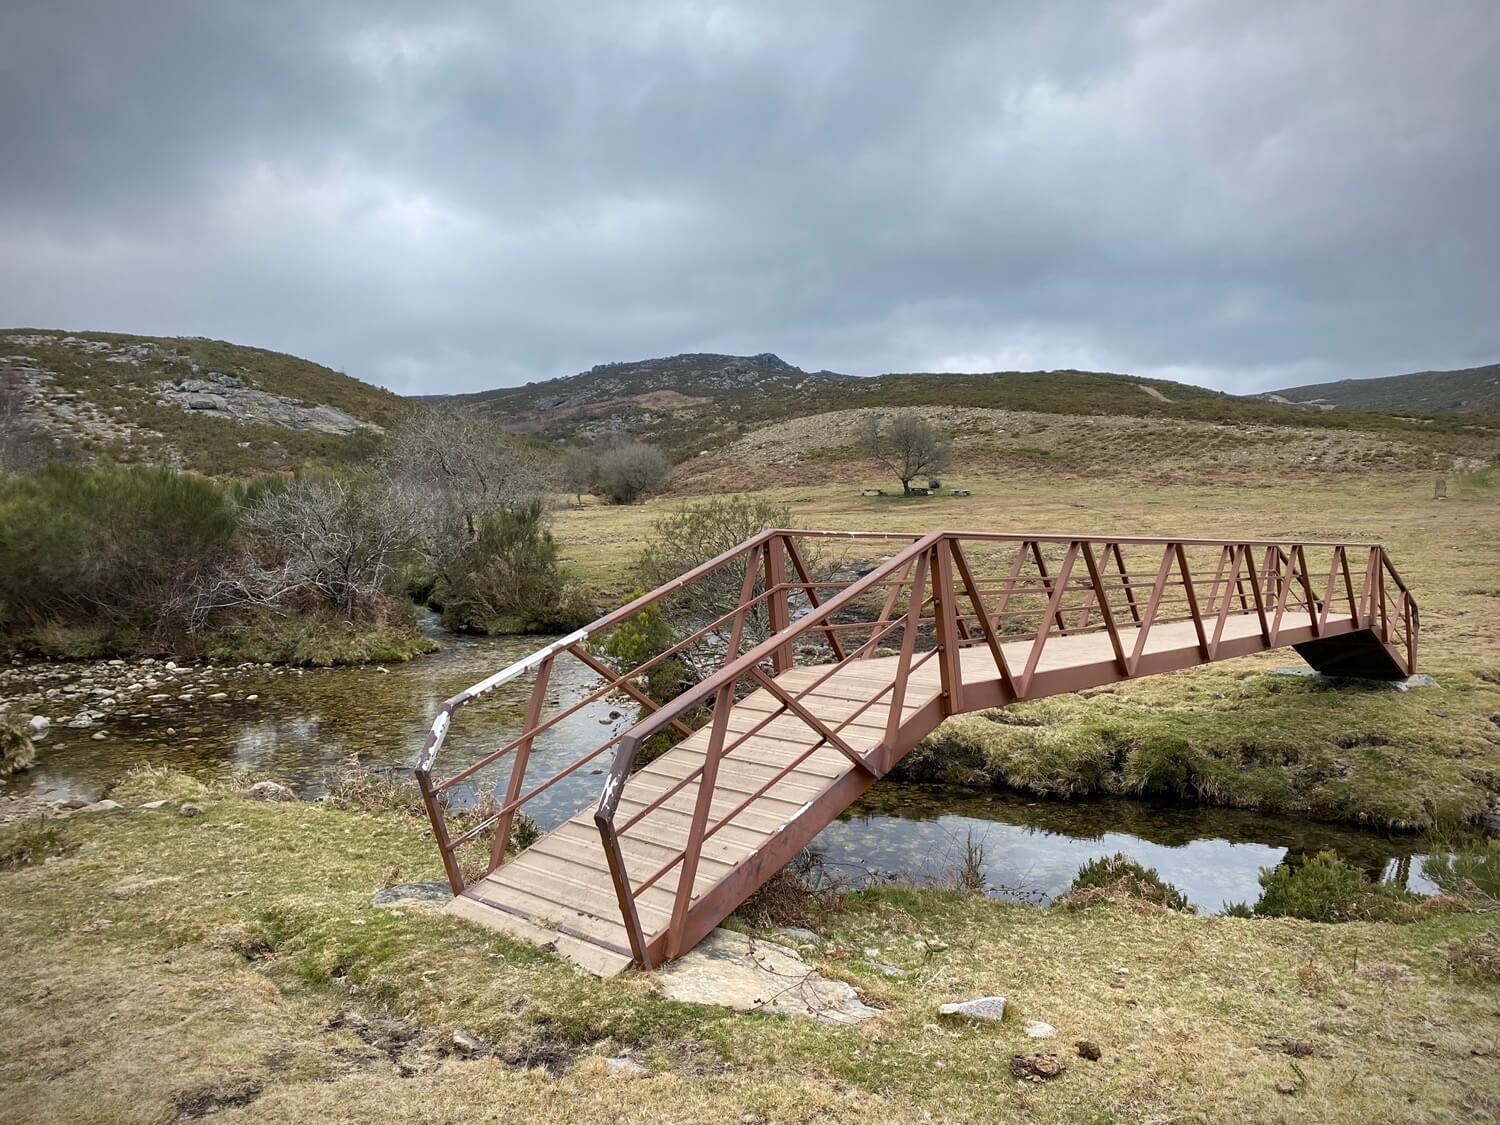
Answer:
[1264,363,1500,415]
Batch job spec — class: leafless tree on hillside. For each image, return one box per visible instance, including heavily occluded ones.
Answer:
[861,413,951,495]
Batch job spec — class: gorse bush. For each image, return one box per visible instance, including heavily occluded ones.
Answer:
[0,464,237,650]
[1248,850,1419,923]
[0,463,429,662]
[432,499,590,634]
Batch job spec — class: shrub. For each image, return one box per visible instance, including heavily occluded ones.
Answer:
[432,500,590,634]
[1066,852,1192,911]
[1,717,36,775]
[1252,850,1419,923]
[597,442,670,504]
[0,463,237,649]
[737,850,845,928]
[0,818,71,870]
[634,494,795,636]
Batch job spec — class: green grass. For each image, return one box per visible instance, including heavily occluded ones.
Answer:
[1,783,1496,1122]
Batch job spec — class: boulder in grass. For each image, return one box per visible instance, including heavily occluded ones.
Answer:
[938,996,1007,1022]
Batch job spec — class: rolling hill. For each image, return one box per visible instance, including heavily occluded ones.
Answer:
[434,350,1498,464]
[1265,363,1500,415]
[1,329,410,474]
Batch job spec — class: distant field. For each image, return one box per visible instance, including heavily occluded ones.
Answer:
[669,405,1466,493]
[554,468,1500,669]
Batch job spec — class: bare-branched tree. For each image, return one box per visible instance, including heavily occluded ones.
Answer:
[560,446,597,506]
[861,413,951,495]
[226,477,420,618]
[380,407,547,539]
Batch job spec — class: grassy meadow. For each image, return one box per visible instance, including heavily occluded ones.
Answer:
[3,455,1499,1121]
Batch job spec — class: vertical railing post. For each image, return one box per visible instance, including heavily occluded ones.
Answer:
[668,680,734,958]
[417,767,466,894]
[881,548,930,761]
[1378,548,1391,643]
[931,540,964,715]
[490,654,554,872]
[766,536,792,673]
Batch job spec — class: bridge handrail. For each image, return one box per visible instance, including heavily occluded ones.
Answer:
[413,527,1417,968]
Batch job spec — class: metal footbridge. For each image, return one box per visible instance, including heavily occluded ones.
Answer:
[414,530,1418,976]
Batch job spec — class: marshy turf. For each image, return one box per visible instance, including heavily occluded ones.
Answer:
[1,787,1497,1123]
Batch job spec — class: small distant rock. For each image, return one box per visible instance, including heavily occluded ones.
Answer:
[80,799,122,813]
[1011,1053,1066,1081]
[1075,1040,1102,1061]
[939,996,1006,1022]
[245,695,259,703]
[244,780,297,802]
[1025,1021,1058,1039]
[178,803,203,817]
[140,799,169,810]
[27,716,49,734]
[868,959,909,978]
[371,882,451,913]
[208,692,229,701]
[1275,1078,1298,1095]
[90,731,107,741]
[451,1030,488,1056]
[604,1056,650,1078]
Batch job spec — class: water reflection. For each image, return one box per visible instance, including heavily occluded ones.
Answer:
[816,785,1448,913]
[5,628,1450,915]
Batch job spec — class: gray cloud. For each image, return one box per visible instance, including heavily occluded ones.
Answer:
[2,0,1496,394]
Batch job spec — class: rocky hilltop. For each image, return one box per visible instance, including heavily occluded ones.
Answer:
[0,330,409,474]
[428,351,852,452]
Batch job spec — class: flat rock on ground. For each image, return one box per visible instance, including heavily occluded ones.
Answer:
[939,996,1007,1022]
[652,929,879,1025]
[371,882,452,913]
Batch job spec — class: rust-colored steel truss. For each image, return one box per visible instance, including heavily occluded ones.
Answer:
[414,531,1418,972]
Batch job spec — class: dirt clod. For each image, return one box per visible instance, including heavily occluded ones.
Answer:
[1011,1053,1066,1081]
[1075,1040,1102,1061]
[173,1078,263,1119]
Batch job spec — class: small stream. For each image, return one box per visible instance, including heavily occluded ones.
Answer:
[1,623,1448,913]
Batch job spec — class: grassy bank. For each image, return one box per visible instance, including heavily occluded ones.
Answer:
[1,781,1496,1123]
[897,658,1500,831]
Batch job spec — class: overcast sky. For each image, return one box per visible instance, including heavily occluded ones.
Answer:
[3,2,1497,396]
